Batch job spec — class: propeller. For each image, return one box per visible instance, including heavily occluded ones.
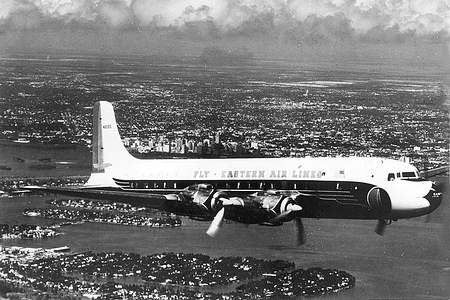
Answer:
[295,217,306,246]
[420,165,447,223]
[206,197,244,237]
[206,194,305,240]
[270,203,302,223]
[206,207,225,237]
[422,179,445,223]
[270,195,305,245]
[375,219,387,235]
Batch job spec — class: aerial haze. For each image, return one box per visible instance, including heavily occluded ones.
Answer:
[0,0,449,73]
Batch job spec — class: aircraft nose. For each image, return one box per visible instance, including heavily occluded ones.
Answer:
[424,183,443,213]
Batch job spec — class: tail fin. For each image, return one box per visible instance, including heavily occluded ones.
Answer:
[85,101,135,187]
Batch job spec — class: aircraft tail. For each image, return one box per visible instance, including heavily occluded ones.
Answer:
[85,101,135,187]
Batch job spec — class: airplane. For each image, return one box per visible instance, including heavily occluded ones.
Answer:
[26,101,444,245]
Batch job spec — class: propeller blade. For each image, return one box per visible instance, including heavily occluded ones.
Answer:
[270,204,302,223]
[206,207,225,237]
[295,218,306,246]
[270,211,293,223]
[375,219,386,235]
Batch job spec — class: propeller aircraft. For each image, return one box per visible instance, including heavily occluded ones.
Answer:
[26,101,444,245]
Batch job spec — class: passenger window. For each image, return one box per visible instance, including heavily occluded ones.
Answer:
[240,181,250,189]
[216,181,225,189]
[249,182,259,189]
[396,172,400,178]
[387,173,395,181]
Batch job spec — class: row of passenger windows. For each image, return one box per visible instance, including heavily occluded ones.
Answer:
[123,181,330,190]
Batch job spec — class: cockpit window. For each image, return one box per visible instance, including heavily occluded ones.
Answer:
[387,173,395,181]
[402,172,416,178]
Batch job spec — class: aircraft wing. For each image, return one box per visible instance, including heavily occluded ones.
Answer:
[23,186,168,209]
[23,184,309,244]
[420,165,449,179]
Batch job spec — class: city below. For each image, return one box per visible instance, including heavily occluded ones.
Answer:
[0,53,448,300]
[0,54,448,172]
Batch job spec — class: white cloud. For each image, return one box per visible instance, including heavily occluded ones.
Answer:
[0,0,448,38]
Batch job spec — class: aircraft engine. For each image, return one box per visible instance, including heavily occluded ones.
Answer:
[269,195,302,224]
[208,191,243,212]
[264,194,304,245]
[279,196,301,214]
[206,194,244,237]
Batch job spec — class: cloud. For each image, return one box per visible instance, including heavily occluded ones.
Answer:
[0,0,448,44]
[97,2,127,27]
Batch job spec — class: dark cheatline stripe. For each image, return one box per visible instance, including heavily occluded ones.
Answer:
[299,189,352,194]
[113,178,129,181]
[113,179,130,183]
[112,178,372,196]
[319,196,358,202]
[314,190,355,197]
[114,180,129,184]
[113,189,358,202]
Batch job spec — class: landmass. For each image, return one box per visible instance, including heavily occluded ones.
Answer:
[0,247,355,299]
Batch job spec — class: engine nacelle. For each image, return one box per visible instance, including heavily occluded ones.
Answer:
[270,195,299,214]
[201,190,244,213]
[268,195,302,224]
[279,196,298,214]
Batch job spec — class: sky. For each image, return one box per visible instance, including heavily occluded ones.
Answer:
[0,0,449,70]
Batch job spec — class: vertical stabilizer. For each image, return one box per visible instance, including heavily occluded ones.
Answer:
[85,101,134,187]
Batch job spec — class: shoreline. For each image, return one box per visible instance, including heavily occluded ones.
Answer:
[0,139,82,150]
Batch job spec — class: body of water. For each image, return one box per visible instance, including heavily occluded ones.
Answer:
[1,175,449,299]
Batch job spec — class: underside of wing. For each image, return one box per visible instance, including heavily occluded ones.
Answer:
[24,186,168,209]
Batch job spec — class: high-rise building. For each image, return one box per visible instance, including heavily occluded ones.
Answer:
[215,131,221,144]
